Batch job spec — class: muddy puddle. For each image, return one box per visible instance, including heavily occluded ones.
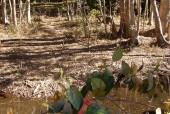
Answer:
[0,88,169,114]
[0,93,48,114]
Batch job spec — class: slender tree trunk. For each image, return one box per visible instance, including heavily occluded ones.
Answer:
[12,0,17,26]
[150,0,169,46]
[98,0,103,15]
[129,0,139,44]
[148,6,153,25]
[137,0,141,35]
[1,0,9,24]
[26,0,31,24]
[19,0,23,25]
[159,0,169,34]
[8,0,12,23]
[118,0,126,36]
[66,0,71,21]
[103,0,107,33]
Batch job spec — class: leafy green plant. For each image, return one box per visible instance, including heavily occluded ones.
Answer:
[44,47,170,113]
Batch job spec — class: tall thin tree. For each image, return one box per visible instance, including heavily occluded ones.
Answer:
[12,0,17,26]
[26,0,31,24]
[1,0,9,24]
[150,0,169,46]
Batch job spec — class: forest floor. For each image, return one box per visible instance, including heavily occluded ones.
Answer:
[0,16,170,112]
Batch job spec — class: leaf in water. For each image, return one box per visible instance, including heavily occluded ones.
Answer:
[112,47,123,62]
[147,72,154,91]
[84,103,111,114]
[121,61,131,76]
[91,78,106,98]
[66,88,83,111]
[47,101,65,113]
[63,102,72,114]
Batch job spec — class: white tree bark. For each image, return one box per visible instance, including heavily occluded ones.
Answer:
[19,0,23,25]
[151,0,169,46]
[1,0,9,24]
[12,0,17,26]
[26,0,31,24]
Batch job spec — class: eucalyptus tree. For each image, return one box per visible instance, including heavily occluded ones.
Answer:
[26,0,31,24]
[150,0,169,46]
[1,0,9,24]
[159,0,169,34]
[11,0,17,26]
[118,0,140,45]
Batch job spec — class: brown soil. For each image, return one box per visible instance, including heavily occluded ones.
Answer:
[0,16,170,99]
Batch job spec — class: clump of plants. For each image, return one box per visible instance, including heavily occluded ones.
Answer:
[43,47,170,114]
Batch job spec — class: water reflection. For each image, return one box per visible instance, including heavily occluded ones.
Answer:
[0,94,48,114]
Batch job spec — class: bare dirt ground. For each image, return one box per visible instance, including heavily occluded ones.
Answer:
[0,16,170,99]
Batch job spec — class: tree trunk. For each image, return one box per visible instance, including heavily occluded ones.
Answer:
[151,0,169,46]
[137,0,141,35]
[1,0,9,24]
[118,0,126,36]
[148,5,153,25]
[11,0,17,26]
[159,0,169,34]
[118,0,139,45]
[98,0,103,15]
[66,0,71,21]
[19,0,23,25]
[103,0,107,33]
[129,0,139,44]
[8,0,12,23]
[26,0,31,24]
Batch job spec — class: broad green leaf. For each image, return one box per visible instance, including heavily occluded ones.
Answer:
[140,79,149,93]
[84,103,111,114]
[147,72,154,91]
[85,78,92,91]
[91,78,106,98]
[84,71,101,94]
[89,71,101,78]
[102,69,114,94]
[81,85,89,97]
[112,47,123,62]
[102,69,112,82]
[47,101,65,113]
[121,61,131,76]
[66,88,83,111]
[105,76,114,95]
[63,102,72,114]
